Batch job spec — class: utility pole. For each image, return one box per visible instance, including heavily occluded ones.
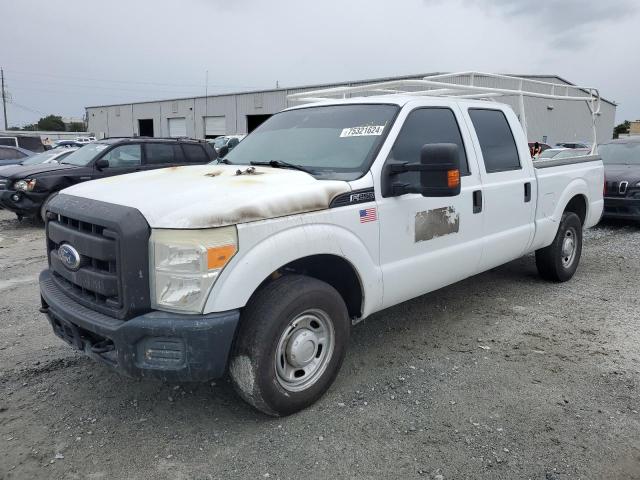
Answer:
[1,68,7,130]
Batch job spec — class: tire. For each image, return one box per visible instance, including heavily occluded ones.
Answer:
[40,192,58,223]
[535,212,583,282]
[229,274,350,416]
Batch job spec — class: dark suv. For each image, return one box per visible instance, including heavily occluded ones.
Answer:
[0,138,216,221]
[600,137,640,222]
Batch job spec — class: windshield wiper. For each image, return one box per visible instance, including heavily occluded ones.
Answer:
[250,160,315,175]
[217,158,232,164]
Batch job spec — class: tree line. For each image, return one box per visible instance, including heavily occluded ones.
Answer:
[9,115,86,132]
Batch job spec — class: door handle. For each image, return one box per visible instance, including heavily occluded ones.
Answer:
[524,182,532,203]
[472,190,482,214]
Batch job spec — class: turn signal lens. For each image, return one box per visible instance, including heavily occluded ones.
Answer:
[447,169,460,189]
[207,245,237,270]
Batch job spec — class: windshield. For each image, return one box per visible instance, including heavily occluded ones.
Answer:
[21,150,64,165]
[60,143,110,166]
[222,104,399,180]
[599,142,640,165]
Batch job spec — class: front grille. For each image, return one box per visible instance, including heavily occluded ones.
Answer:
[47,214,123,315]
[0,177,7,190]
[45,194,151,320]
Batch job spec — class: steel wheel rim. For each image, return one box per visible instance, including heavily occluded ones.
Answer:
[275,308,335,392]
[561,227,578,268]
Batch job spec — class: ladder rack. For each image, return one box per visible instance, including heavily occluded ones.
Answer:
[287,72,602,153]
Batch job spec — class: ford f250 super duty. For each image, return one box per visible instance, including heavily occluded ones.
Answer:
[38,73,605,416]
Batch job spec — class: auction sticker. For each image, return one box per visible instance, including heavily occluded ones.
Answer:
[340,125,385,137]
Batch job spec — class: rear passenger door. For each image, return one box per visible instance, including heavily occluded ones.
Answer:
[464,108,536,271]
[142,143,185,171]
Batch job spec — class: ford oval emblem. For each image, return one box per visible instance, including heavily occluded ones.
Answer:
[59,244,82,271]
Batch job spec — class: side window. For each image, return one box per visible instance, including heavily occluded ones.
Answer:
[101,144,142,168]
[387,108,469,182]
[182,144,209,163]
[145,143,183,165]
[468,109,521,173]
[0,148,13,160]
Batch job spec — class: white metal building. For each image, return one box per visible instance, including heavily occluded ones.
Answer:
[86,72,616,146]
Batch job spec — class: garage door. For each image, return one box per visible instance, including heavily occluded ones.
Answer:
[205,116,226,137]
[168,117,186,138]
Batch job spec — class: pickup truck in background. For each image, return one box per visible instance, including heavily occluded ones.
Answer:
[38,73,604,416]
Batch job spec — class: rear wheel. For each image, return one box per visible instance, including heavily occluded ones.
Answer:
[535,212,582,282]
[229,274,350,416]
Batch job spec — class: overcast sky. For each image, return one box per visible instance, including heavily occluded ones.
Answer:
[1,0,638,128]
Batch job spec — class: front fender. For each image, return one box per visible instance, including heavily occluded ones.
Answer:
[203,222,382,317]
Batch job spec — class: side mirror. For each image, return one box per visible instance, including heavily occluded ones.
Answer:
[382,143,461,197]
[95,158,109,170]
[218,145,229,158]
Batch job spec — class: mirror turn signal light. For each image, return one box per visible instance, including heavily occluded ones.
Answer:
[207,244,237,270]
[447,169,460,189]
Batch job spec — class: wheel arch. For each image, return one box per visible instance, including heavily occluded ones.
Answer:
[203,223,382,318]
[563,193,588,225]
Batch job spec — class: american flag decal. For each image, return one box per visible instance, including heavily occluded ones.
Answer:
[359,207,377,223]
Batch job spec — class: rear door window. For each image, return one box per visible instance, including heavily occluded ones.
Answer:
[181,144,209,163]
[145,143,184,165]
[468,109,521,173]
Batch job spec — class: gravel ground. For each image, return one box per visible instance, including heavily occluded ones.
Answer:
[1,209,639,480]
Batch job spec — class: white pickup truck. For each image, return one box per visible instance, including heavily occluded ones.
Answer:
[39,73,604,416]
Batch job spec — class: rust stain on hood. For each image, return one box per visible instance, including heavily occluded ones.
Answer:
[62,164,351,228]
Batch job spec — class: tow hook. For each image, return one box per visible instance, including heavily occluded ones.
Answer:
[91,339,115,354]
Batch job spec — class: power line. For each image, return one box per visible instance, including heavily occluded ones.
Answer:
[4,68,268,90]
[10,101,48,116]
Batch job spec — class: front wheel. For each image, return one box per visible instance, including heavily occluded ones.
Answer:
[535,212,583,282]
[229,275,350,416]
[40,192,58,223]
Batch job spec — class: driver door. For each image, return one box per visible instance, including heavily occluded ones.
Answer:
[377,106,485,309]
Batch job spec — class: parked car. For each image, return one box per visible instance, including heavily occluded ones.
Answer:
[553,148,591,159]
[53,140,85,149]
[38,93,604,416]
[0,147,77,172]
[600,137,640,221]
[0,145,35,166]
[75,136,97,144]
[0,138,215,221]
[20,147,78,166]
[0,135,46,152]
[211,135,245,154]
[556,142,590,149]
[538,148,567,159]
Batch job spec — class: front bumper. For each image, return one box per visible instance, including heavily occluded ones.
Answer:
[0,189,47,216]
[39,269,240,382]
[603,196,640,221]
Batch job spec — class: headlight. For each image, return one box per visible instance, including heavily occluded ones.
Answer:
[150,226,237,313]
[14,179,36,191]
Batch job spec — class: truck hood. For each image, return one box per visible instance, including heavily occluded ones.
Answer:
[0,162,78,179]
[61,164,351,228]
